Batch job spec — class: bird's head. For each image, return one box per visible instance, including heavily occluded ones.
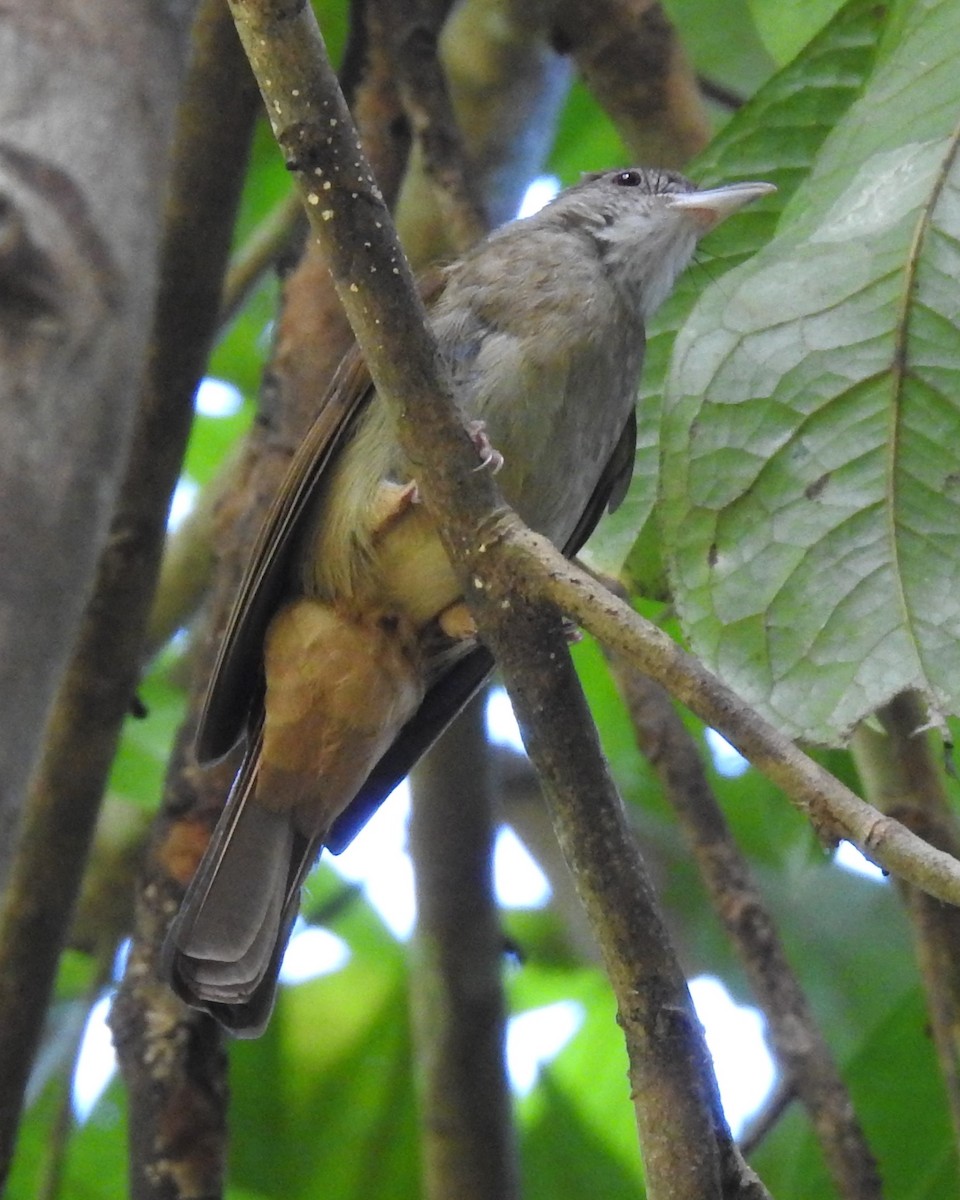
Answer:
[544,167,775,319]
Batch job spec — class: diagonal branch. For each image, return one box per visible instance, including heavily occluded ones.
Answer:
[525,529,960,906]
[224,2,751,1195]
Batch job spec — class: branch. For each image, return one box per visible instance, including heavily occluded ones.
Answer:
[0,1,257,1181]
[697,74,746,112]
[146,476,222,655]
[396,0,572,261]
[112,6,419,1197]
[111,721,233,1200]
[551,0,712,165]
[491,601,760,1199]
[218,188,304,328]
[605,653,881,1198]
[738,1079,795,1157]
[381,0,488,254]
[851,691,960,1154]
[510,532,960,906]
[409,694,520,1200]
[225,3,742,1195]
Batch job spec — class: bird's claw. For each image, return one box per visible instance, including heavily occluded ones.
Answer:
[561,620,583,645]
[466,421,504,474]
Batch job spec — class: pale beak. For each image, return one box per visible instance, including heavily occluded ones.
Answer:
[668,181,777,230]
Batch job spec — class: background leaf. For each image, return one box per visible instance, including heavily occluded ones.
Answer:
[748,0,849,66]
[753,988,959,1199]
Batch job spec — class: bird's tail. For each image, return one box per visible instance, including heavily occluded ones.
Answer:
[164,726,321,1038]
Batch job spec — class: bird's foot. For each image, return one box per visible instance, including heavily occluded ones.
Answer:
[438,601,477,640]
[369,480,421,538]
[466,421,504,474]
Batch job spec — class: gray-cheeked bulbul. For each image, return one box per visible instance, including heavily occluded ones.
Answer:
[165,167,774,1036]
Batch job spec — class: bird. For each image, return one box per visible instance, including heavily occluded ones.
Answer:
[165,167,774,1036]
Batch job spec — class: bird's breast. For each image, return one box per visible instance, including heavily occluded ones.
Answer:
[462,320,644,546]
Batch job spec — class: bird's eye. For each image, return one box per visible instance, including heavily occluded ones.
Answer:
[614,170,643,187]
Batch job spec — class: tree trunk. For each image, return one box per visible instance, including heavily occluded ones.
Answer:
[0,0,195,881]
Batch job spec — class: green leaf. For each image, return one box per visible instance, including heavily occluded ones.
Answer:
[522,1075,644,1199]
[748,0,849,66]
[583,0,885,581]
[107,646,188,809]
[7,1074,129,1200]
[511,966,645,1189]
[663,0,776,98]
[662,0,960,743]
[229,897,419,1199]
[753,987,959,1198]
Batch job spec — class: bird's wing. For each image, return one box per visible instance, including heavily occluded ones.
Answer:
[198,269,454,763]
[196,346,376,763]
[563,405,638,558]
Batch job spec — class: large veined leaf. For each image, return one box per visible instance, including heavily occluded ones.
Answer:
[582,0,885,581]
[662,0,960,744]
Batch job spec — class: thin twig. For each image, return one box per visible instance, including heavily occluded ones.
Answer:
[851,691,960,1155]
[218,188,304,328]
[381,0,488,253]
[697,73,746,111]
[500,524,960,906]
[409,694,520,1200]
[738,1079,796,1158]
[145,472,223,655]
[606,654,881,1198]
